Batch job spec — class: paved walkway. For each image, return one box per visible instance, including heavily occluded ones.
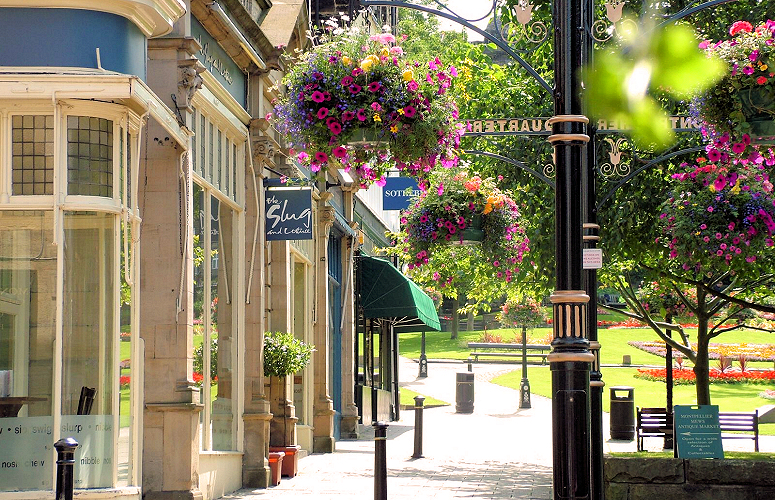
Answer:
[227,358,773,499]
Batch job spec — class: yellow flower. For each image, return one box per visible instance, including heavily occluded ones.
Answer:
[709,184,716,193]
[731,184,741,194]
[397,108,405,115]
[402,69,414,81]
[342,56,353,66]
[390,124,399,133]
[759,63,768,71]
[380,47,389,58]
[360,55,379,72]
[483,203,493,215]
[373,114,382,122]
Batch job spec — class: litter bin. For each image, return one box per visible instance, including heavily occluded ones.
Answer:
[456,372,474,413]
[609,386,635,440]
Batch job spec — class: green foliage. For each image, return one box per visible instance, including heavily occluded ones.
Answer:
[193,336,217,381]
[583,20,724,149]
[263,331,314,378]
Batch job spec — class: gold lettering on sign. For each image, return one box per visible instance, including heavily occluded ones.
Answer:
[465,116,700,133]
[497,120,508,132]
[485,120,495,133]
[472,120,483,133]
[509,120,519,132]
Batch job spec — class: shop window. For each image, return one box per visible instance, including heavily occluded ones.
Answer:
[190,105,242,204]
[62,211,116,488]
[12,115,54,195]
[67,116,113,197]
[194,184,237,451]
[0,210,56,491]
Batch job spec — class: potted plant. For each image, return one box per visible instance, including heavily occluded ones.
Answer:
[659,134,775,273]
[270,19,464,187]
[263,331,313,478]
[392,165,530,280]
[694,20,775,142]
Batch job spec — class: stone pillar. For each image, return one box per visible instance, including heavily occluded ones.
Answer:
[313,202,336,452]
[241,125,274,488]
[339,188,359,439]
[141,37,204,500]
[267,240,298,446]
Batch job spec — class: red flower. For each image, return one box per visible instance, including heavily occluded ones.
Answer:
[757,76,768,85]
[729,21,753,36]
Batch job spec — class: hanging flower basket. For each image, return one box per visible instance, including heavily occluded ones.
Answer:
[393,166,529,277]
[270,20,464,188]
[659,134,775,273]
[739,87,775,143]
[453,214,484,244]
[694,20,775,143]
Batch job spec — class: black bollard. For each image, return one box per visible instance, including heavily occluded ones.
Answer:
[467,357,472,372]
[55,437,79,500]
[373,421,388,500]
[412,396,425,459]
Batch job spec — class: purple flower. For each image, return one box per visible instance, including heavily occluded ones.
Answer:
[349,84,362,94]
[404,105,416,118]
[328,121,342,135]
[341,76,353,86]
[314,151,328,163]
[367,81,382,92]
[317,107,329,119]
[742,65,755,75]
[732,142,746,154]
[310,91,325,103]
[407,80,419,92]
[437,183,444,196]
[342,111,355,121]
[708,148,721,162]
[333,146,347,158]
[356,109,367,121]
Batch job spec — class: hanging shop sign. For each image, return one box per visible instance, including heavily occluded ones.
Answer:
[383,177,421,211]
[674,404,724,459]
[265,179,312,241]
[464,116,702,136]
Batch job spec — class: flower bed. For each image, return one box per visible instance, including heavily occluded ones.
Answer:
[629,340,775,362]
[760,388,775,399]
[634,366,775,384]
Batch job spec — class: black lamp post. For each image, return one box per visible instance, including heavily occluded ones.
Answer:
[519,324,531,408]
[547,2,595,499]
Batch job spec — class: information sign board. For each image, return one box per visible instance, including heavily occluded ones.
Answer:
[674,405,723,459]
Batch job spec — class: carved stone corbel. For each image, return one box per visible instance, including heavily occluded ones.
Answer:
[177,58,205,112]
[318,206,336,234]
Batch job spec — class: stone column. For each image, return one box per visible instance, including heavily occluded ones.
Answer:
[312,202,336,452]
[141,37,204,500]
[267,239,298,446]
[241,127,273,487]
[339,188,359,439]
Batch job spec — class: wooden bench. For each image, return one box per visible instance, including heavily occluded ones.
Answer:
[467,343,551,364]
[636,407,759,452]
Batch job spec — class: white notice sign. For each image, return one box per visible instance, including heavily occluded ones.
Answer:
[583,248,603,269]
[0,416,54,491]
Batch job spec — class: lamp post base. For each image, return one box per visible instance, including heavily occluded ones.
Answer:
[519,378,532,409]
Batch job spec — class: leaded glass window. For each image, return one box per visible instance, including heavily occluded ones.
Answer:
[67,116,113,197]
[11,115,54,195]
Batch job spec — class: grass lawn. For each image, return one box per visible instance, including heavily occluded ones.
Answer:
[399,387,449,408]
[400,322,775,435]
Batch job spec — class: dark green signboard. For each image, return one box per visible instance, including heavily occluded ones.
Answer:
[674,405,723,459]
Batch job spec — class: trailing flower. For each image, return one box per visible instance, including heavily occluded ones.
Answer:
[658,135,775,272]
[693,19,775,140]
[271,21,464,187]
[391,165,529,283]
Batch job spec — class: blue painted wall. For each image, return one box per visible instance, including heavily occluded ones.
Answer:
[0,8,146,79]
[192,18,247,107]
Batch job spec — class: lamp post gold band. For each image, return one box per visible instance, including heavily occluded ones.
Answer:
[547,115,590,125]
[548,133,590,143]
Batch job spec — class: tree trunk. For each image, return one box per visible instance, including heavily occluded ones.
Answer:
[450,296,459,340]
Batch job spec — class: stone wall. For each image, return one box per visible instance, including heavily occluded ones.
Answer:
[605,457,775,500]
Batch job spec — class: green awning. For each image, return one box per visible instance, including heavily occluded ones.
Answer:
[359,256,441,331]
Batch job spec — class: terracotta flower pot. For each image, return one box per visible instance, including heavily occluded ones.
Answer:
[267,451,285,486]
[269,445,301,477]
